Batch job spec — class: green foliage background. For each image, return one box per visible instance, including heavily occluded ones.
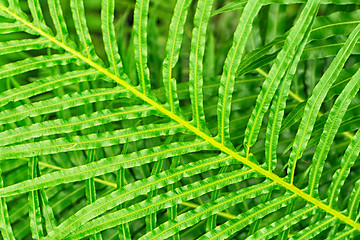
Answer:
[1,0,360,239]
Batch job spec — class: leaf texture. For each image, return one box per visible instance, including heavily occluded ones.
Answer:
[1,0,360,239]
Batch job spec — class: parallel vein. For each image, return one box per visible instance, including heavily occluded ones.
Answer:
[1,4,359,233]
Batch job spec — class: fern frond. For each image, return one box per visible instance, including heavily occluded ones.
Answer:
[0,169,15,240]
[162,0,192,113]
[28,157,44,239]
[288,23,360,184]
[133,0,151,94]
[0,140,214,197]
[47,0,68,43]
[70,0,98,61]
[265,16,313,171]
[189,0,214,131]
[328,129,360,208]
[85,149,103,240]
[247,205,317,240]
[143,181,276,240]
[0,105,158,146]
[308,63,360,196]
[217,0,262,145]
[70,172,266,240]
[199,193,296,240]
[296,216,337,239]
[39,188,57,232]
[0,70,99,108]
[2,0,360,239]
[0,122,186,159]
[0,54,76,80]
[45,154,236,240]
[0,38,54,55]
[244,0,320,151]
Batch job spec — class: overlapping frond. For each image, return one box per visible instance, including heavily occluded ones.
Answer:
[1,0,360,239]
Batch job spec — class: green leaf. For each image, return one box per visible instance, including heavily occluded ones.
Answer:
[310,10,360,41]
[0,169,15,240]
[66,168,261,240]
[280,101,306,134]
[288,23,360,184]
[0,87,130,125]
[70,0,99,61]
[39,188,57,233]
[332,227,358,240]
[48,0,69,43]
[302,36,360,60]
[325,63,360,102]
[291,215,336,239]
[28,157,44,239]
[0,105,159,147]
[348,178,360,220]
[238,9,360,77]
[206,165,228,231]
[0,122,187,160]
[44,153,237,240]
[198,193,296,240]
[0,140,214,197]
[28,0,44,28]
[0,38,56,55]
[244,0,320,151]
[189,0,214,131]
[214,0,360,17]
[211,0,246,17]
[328,129,360,209]
[133,0,151,94]
[162,0,192,113]
[308,64,360,196]
[246,205,317,240]
[116,166,131,240]
[85,149,103,240]
[265,15,313,171]
[0,54,78,80]
[0,69,98,109]
[216,0,262,145]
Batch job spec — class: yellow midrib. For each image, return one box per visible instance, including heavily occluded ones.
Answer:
[2,4,360,232]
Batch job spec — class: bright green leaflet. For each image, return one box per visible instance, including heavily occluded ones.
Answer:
[1,0,360,239]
